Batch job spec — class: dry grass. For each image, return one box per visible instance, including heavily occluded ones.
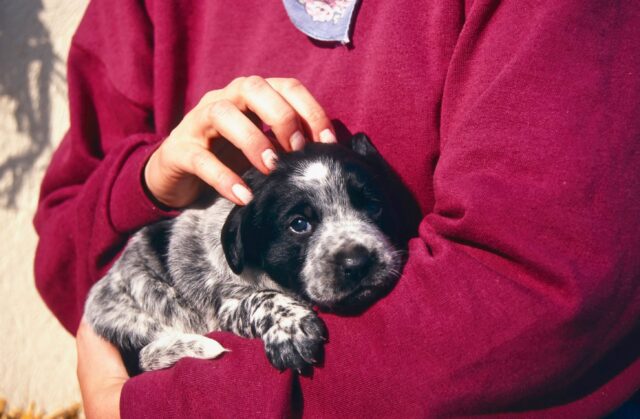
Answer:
[0,398,81,419]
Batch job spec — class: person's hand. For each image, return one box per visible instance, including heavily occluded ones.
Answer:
[144,76,337,208]
[76,318,128,419]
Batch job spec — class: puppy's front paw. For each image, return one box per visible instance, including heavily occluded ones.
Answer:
[263,310,326,371]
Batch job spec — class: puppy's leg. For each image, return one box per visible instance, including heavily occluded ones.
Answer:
[84,270,164,351]
[217,287,326,370]
[85,222,207,348]
[139,332,228,371]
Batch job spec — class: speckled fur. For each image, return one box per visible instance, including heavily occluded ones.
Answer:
[84,135,414,372]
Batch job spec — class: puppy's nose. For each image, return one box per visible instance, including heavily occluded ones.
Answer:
[336,245,373,283]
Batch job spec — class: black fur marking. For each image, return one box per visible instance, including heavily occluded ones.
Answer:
[144,219,174,276]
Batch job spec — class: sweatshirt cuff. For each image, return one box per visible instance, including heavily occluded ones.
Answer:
[120,333,295,418]
[109,137,179,233]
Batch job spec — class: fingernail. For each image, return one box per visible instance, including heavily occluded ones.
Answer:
[290,131,306,151]
[231,184,253,205]
[262,148,278,171]
[319,129,337,143]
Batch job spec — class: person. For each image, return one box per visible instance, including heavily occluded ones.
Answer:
[34,1,640,417]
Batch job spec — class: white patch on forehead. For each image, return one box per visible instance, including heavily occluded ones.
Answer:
[291,158,349,217]
[296,161,330,184]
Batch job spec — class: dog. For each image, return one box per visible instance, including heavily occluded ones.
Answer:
[84,133,418,372]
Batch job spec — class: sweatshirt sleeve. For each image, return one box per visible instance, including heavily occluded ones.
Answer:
[303,2,640,416]
[33,0,176,334]
[119,1,640,417]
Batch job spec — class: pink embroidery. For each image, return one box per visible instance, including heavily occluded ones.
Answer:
[298,0,354,23]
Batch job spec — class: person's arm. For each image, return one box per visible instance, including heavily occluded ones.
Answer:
[305,2,640,415]
[77,319,128,419]
[115,1,640,418]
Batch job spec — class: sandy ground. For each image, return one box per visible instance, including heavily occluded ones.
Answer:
[0,0,89,413]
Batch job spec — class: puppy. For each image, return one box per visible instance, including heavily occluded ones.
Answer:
[84,133,417,372]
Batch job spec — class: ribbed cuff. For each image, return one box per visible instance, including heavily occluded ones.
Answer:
[109,137,179,233]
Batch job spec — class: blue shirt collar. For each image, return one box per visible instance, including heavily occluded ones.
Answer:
[283,0,360,44]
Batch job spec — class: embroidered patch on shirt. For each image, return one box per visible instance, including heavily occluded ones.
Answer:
[283,0,360,44]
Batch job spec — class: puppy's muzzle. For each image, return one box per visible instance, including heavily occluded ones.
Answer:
[335,244,377,285]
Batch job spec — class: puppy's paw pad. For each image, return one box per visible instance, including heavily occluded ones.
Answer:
[264,314,326,370]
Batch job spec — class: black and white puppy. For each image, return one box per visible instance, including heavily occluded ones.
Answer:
[84,133,417,372]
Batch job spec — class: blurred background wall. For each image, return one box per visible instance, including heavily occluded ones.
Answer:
[0,0,89,413]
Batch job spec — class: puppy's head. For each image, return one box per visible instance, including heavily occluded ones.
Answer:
[222,134,415,311]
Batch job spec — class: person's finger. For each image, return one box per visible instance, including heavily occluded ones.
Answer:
[193,99,278,174]
[206,99,279,173]
[233,76,306,152]
[178,143,254,206]
[267,77,336,144]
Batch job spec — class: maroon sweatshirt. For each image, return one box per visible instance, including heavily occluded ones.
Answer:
[34,1,640,417]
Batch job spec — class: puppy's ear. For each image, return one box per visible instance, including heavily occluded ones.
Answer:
[350,133,379,159]
[221,205,246,274]
[351,132,422,243]
[350,133,389,171]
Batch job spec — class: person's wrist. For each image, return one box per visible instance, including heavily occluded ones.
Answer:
[142,152,178,211]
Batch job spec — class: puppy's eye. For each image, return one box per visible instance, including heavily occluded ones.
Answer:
[365,201,383,218]
[289,217,312,234]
